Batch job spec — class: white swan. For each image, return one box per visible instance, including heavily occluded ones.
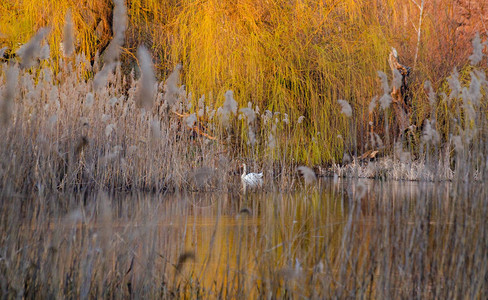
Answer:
[241,163,263,192]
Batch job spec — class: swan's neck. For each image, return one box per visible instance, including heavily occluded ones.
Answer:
[242,164,247,177]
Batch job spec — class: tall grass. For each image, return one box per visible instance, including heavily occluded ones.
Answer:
[1,3,487,297]
[0,45,304,194]
[0,29,487,195]
[1,0,484,164]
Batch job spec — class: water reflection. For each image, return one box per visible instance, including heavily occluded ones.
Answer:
[1,178,486,298]
[108,178,455,296]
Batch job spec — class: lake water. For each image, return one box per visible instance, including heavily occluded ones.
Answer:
[1,178,487,298]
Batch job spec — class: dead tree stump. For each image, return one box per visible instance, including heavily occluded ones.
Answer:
[388,49,411,135]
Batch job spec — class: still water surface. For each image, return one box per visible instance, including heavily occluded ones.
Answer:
[3,178,486,298]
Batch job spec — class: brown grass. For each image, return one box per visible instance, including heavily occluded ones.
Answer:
[1,2,488,298]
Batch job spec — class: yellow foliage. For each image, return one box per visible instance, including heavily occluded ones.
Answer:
[0,0,475,164]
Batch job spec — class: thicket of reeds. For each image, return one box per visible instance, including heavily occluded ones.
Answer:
[1,1,488,194]
[1,2,488,298]
[0,44,307,194]
[2,0,487,165]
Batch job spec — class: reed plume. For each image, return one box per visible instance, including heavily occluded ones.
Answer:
[379,91,392,110]
[63,9,75,57]
[239,106,256,124]
[1,65,19,126]
[16,27,49,68]
[222,90,238,115]
[162,64,182,111]
[377,71,390,94]
[468,71,483,106]
[377,71,392,109]
[185,113,197,128]
[297,166,317,185]
[369,96,378,113]
[337,100,352,117]
[421,119,440,145]
[135,46,156,110]
[93,63,115,91]
[468,33,484,65]
[92,0,127,91]
[424,81,436,107]
[103,0,127,64]
[84,92,94,107]
[150,119,161,142]
[217,90,238,125]
[447,68,461,100]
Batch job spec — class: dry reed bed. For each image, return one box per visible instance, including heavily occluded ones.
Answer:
[0,180,486,298]
[1,1,488,194]
[1,54,488,195]
[3,0,486,165]
[1,3,487,299]
[0,53,301,195]
[0,58,220,194]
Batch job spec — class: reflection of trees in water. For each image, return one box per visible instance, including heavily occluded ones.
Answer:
[1,182,486,298]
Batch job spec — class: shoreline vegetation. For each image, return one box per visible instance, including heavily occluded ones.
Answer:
[1,2,488,298]
[0,1,487,195]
